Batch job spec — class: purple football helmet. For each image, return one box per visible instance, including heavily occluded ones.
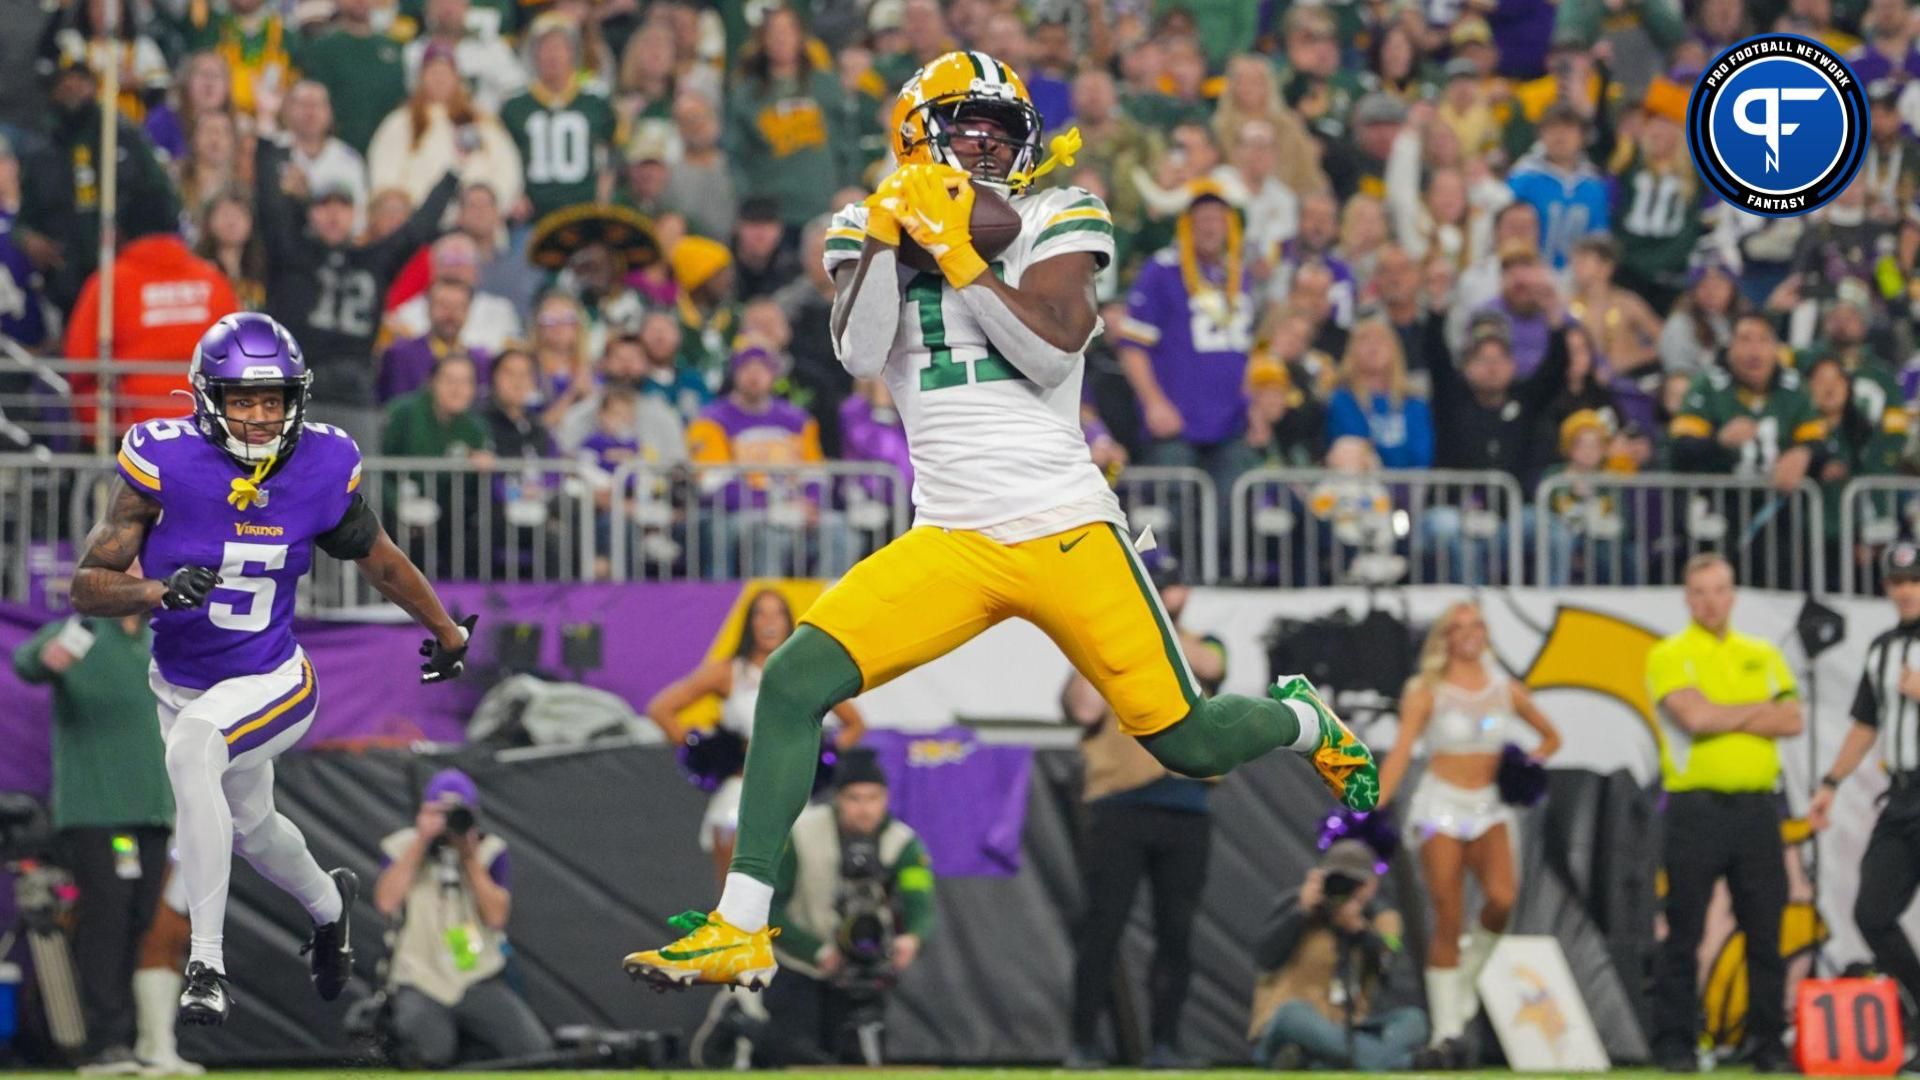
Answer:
[189,313,314,466]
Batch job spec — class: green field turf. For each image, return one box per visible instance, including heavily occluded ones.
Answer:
[20,1070,1704,1079]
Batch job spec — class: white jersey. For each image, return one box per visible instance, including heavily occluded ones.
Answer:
[825,186,1125,539]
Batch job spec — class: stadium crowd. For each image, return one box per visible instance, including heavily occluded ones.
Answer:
[1,0,1920,582]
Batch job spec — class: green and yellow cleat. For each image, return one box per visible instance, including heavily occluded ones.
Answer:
[1271,675,1379,810]
[623,911,780,992]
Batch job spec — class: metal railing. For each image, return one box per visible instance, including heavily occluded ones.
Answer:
[1838,476,1920,596]
[1230,467,1527,587]
[0,452,117,609]
[7,446,1916,598]
[307,456,599,608]
[1533,473,1826,594]
[0,355,196,450]
[605,459,910,582]
[1113,466,1219,583]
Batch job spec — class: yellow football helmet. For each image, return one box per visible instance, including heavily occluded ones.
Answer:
[890,51,1045,192]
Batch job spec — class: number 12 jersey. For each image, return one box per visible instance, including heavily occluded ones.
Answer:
[116,417,364,689]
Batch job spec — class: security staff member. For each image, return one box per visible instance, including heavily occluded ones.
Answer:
[1061,561,1225,1071]
[1645,552,1804,1074]
[1809,542,1920,1069]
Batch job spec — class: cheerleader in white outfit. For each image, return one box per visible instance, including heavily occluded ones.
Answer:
[646,590,866,885]
[1375,601,1561,1048]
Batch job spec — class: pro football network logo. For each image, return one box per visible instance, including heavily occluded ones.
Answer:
[1687,34,1869,217]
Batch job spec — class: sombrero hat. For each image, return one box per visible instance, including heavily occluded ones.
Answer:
[527,203,660,272]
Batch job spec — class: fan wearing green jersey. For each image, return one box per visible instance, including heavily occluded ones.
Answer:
[1669,314,1823,480]
[1776,356,1910,587]
[1790,289,1907,428]
[1669,314,1825,587]
[500,14,624,222]
[1607,79,1698,315]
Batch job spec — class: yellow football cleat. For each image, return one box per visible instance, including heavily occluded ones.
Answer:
[1270,675,1379,810]
[622,911,780,991]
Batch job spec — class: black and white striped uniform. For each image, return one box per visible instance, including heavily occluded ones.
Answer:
[1848,618,1920,1019]
[1855,621,1920,772]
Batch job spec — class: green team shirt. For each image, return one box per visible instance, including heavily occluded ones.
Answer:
[1669,366,1822,476]
[293,30,409,156]
[1808,409,1908,537]
[11,617,173,831]
[724,71,852,226]
[500,85,622,221]
[1792,344,1907,425]
[1612,148,1701,296]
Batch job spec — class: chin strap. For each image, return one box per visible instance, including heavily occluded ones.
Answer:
[1006,127,1083,192]
[227,451,277,511]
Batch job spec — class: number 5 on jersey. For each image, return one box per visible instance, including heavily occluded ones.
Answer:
[208,542,288,632]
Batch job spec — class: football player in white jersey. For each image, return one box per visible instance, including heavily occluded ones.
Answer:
[623,50,1377,991]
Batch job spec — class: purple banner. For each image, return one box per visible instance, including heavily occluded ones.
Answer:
[1,583,751,800]
[0,606,56,799]
[863,728,1032,878]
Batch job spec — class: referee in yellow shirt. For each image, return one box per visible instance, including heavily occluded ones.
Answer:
[1645,553,1804,1074]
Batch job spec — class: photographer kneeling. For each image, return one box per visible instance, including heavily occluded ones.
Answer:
[373,770,552,1069]
[1249,841,1426,1071]
[701,750,934,1066]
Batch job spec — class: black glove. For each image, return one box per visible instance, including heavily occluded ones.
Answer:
[420,614,479,683]
[160,566,221,610]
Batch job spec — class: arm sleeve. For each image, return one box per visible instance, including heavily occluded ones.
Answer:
[954,285,1089,390]
[387,171,461,272]
[831,246,903,379]
[316,491,381,560]
[893,836,936,939]
[252,138,306,265]
[1852,667,1880,728]
[1385,126,1426,249]
[9,620,64,685]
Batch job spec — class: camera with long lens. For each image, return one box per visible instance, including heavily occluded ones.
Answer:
[833,835,897,992]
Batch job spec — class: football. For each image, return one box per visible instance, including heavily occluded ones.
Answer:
[897,184,1023,274]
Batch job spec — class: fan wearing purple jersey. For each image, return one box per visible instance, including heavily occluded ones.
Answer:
[70,312,478,1028]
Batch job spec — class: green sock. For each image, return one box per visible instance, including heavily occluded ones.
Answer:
[1140,694,1310,777]
[728,625,864,886]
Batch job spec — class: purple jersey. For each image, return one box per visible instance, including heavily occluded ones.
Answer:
[117,415,363,689]
[1119,250,1255,446]
[1846,42,1920,87]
